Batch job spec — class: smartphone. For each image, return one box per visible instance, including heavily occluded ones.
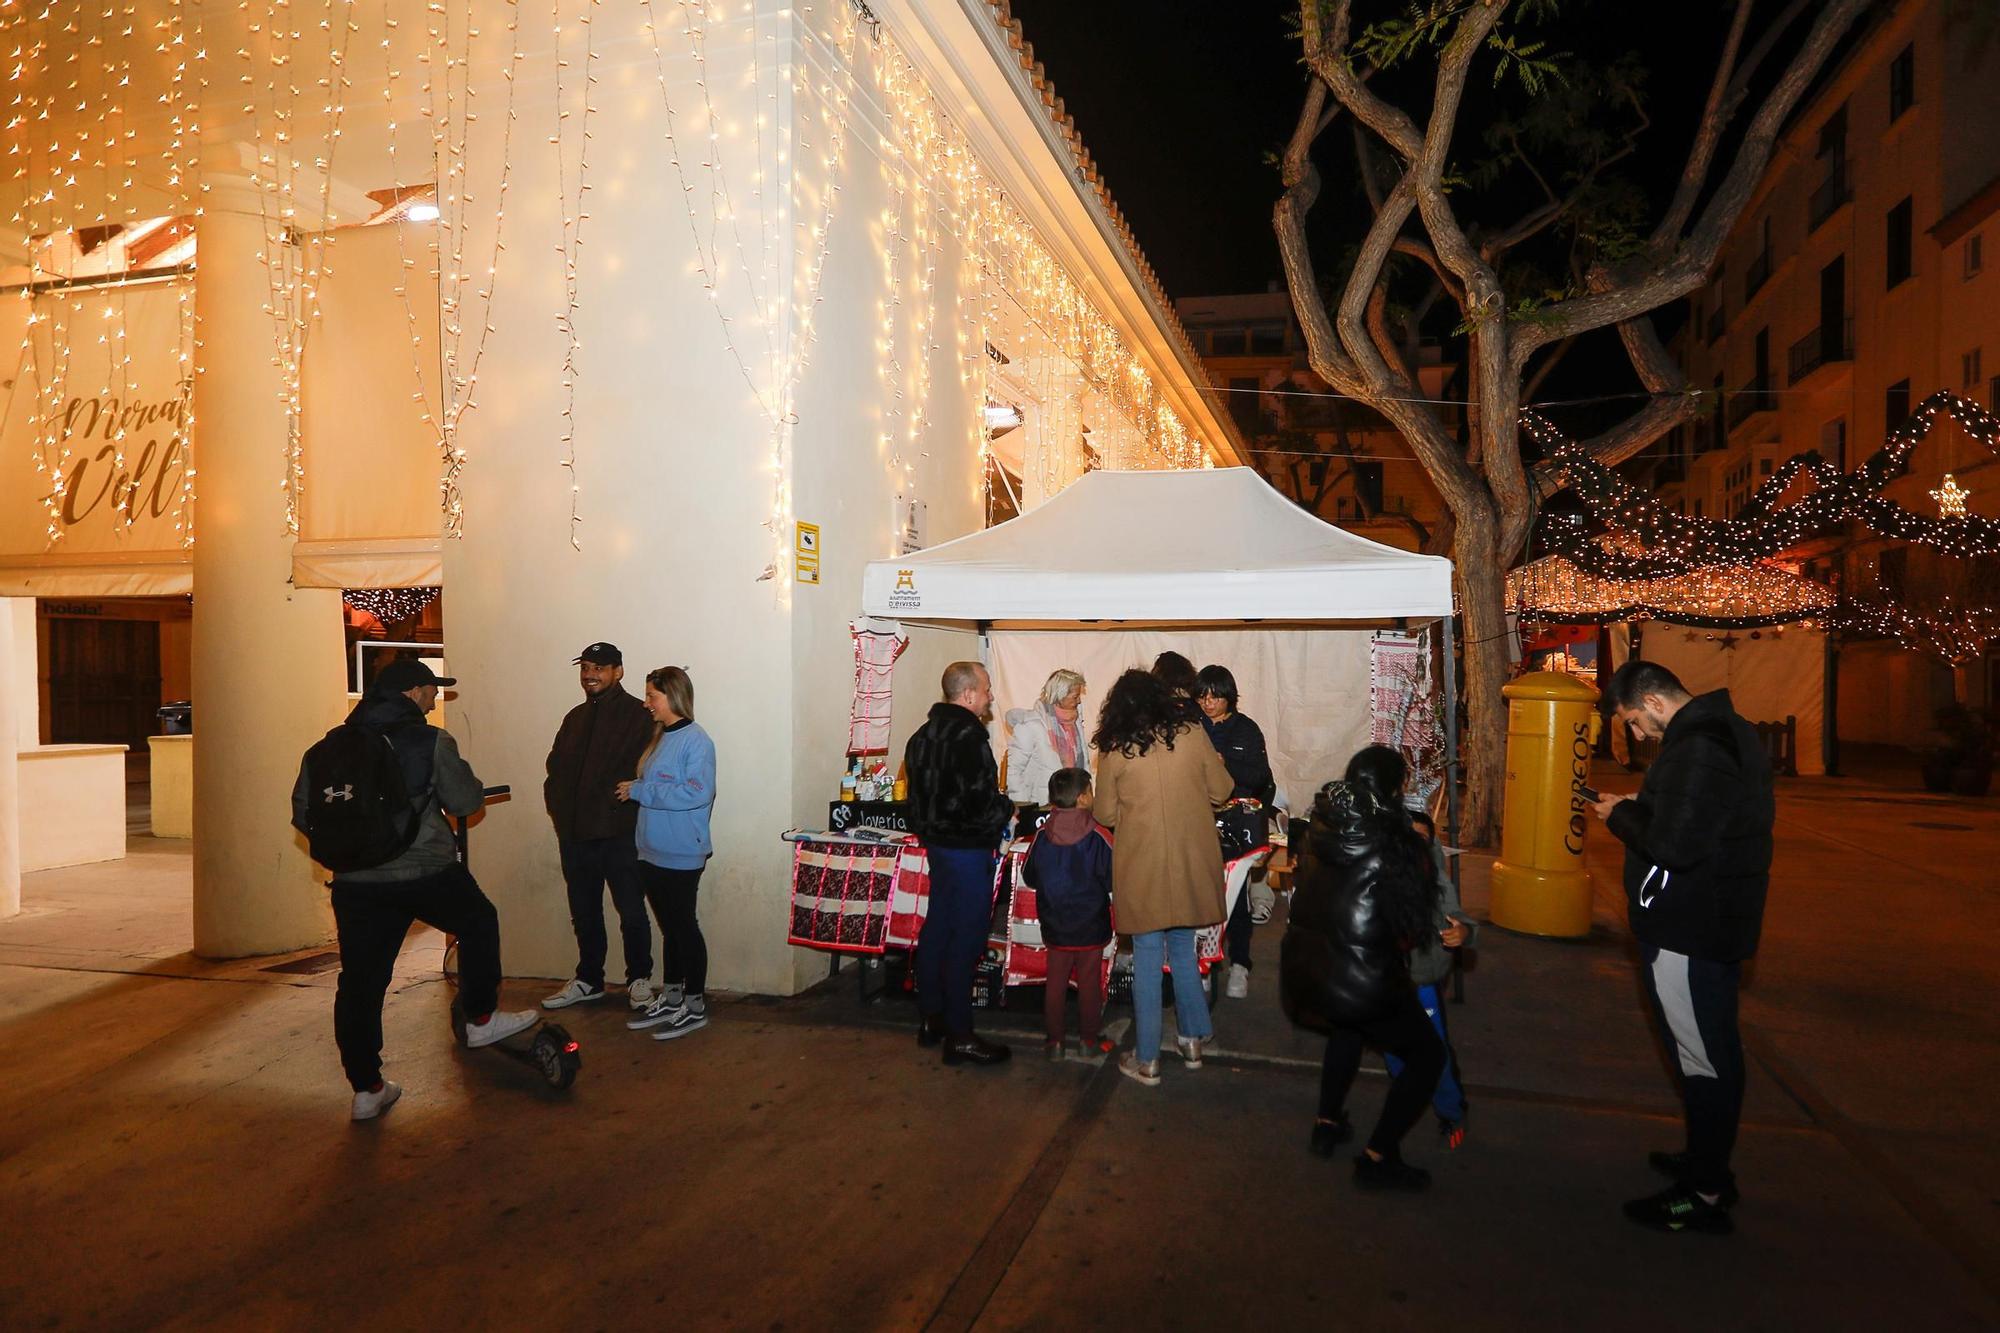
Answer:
[1578,784,1602,803]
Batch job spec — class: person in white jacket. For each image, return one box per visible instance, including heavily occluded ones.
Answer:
[1005,669,1088,805]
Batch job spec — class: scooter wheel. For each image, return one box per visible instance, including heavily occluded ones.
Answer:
[533,1025,579,1091]
[450,1000,469,1048]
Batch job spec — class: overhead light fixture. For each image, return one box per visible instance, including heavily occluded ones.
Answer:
[984,402,1023,430]
[407,202,440,223]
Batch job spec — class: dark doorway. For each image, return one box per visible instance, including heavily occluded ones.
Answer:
[45,616,162,750]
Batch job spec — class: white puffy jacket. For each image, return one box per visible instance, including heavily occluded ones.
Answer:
[1004,705,1089,805]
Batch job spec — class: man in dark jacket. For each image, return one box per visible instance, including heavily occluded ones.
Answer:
[541,642,658,1010]
[1591,661,1774,1235]
[292,658,537,1120]
[903,660,1015,1066]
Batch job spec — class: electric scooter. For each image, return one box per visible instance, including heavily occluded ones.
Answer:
[447,785,582,1092]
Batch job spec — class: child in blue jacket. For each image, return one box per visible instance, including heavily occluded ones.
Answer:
[1022,767,1114,1061]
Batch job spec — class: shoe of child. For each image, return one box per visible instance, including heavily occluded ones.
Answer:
[465,1010,539,1048]
[1225,964,1249,999]
[350,1080,402,1121]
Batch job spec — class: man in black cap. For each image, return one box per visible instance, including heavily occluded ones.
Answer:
[542,642,660,1010]
[293,657,538,1120]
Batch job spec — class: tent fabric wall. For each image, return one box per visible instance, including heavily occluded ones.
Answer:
[0,280,194,595]
[293,223,443,588]
[1639,621,1826,775]
[987,627,1373,812]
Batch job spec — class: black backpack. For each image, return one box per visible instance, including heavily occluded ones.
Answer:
[297,723,427,872]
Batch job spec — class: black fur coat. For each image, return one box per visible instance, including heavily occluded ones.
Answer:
[903,702,1015,849]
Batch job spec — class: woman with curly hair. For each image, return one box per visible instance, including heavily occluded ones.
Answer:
[1091,669,1235,1086]
[1280,744,1445,1190]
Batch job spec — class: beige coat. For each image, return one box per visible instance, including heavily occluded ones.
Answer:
[1093,723,1235,935]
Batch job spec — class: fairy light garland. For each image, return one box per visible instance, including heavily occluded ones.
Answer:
[1531,389,2000,578]
[1509,553,1837,629]
[342,586,440,624]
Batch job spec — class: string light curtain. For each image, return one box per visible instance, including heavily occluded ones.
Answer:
[1529,389,2000,579]
[6,0,201,550]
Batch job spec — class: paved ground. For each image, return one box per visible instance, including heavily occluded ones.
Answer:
[1,760,1995,1330]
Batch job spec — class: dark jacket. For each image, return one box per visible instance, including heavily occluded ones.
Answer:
[290,692,484,884]
[1280,781,1433,1030]
[903,702,1014,849]
[1605,689,1773,961]
[544,683,654,842]
[1022,807,1114,948]
[1200,711,1275,804]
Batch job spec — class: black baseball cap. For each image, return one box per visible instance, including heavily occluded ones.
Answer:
[573,642,623,666]
[375,658,456,693]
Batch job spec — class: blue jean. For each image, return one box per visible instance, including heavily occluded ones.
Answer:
[916,845,997,1038]
[1131,928,1212,1063]
[1383,982,1467,1123]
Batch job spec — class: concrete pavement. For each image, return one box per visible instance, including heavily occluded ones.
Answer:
[0,764,1994,1330]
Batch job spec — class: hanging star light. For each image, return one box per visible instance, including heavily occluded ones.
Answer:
[1931,473,1970,519]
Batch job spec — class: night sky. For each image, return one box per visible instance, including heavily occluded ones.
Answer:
[1003,1,1782,418]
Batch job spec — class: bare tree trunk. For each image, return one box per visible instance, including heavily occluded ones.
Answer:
[1451,510,1511,841]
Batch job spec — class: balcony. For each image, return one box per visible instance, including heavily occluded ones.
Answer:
[1787,316,1855,386]
[1744,250,1773,302]
[1727,382,1778,438]
[1809,159,1852,230]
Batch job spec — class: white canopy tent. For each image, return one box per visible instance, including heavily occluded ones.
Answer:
[861,467,1460,837]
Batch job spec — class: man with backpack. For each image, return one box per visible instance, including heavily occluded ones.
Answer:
[292,658,538,1120]
[1589,661,1774,1235]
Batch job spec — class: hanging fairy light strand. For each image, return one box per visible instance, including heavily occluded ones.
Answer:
[551,0,599,550]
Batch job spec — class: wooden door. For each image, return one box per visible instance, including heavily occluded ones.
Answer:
[46,617,162,748]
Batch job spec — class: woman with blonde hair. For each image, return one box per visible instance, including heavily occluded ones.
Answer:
[1005,668,1088,805]
[618,666,718,1041]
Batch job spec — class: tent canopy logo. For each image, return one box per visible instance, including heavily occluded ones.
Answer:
[888,569,920,609]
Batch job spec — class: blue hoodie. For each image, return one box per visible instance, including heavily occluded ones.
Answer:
[630,719,716,869]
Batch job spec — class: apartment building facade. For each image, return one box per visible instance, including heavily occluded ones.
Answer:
[1655,0,2000,744]
[1176,289,1452,552]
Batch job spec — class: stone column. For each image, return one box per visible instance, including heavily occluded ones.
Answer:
[0,598,19,919]
[188,156,346,957]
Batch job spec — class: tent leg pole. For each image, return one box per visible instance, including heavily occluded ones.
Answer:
[1441,615,1464,874]
[1441,614,1466,1004]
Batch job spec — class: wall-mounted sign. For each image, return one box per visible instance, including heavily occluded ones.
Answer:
[895,496,927,555]
[795,520,821,585]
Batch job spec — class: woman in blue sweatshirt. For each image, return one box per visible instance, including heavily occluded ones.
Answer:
[618,666,718,1041]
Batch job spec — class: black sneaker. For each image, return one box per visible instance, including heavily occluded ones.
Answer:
[942,1033,1012,1066]
[1623,1184,1734,1235]
[1353,1153,1431,1192]
[1308,1117,1354,1158]
[1647,1151,1740,1208]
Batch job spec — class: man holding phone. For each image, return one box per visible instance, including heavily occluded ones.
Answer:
[1589,661,1774,1236]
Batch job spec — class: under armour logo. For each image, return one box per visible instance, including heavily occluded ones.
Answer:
[323,784,355,803]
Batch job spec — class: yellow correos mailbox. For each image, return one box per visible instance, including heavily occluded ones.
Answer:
[1489,670,1602,938]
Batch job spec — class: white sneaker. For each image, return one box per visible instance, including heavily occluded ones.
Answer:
[627,992,687,1031]
[542,978,605,1010]
[351,1080,402,1121]
[627,977,657,1009]
[465,1009,540,1048]
[1225,964,1250,999]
